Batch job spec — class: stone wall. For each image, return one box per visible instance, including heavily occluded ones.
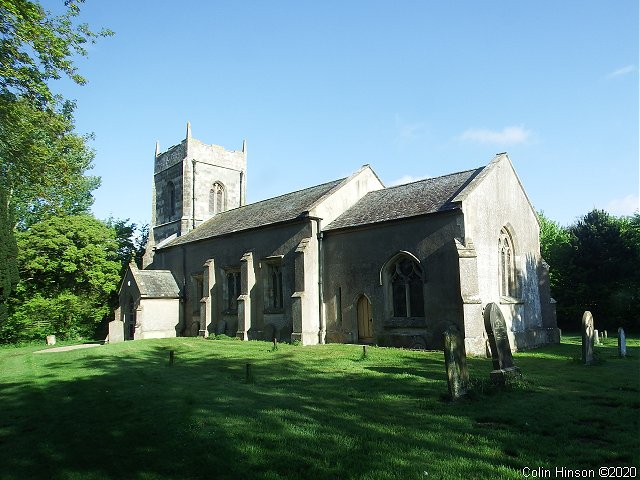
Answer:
[459,155,559,352]
[153,220,314,341]
[322,210,464,350]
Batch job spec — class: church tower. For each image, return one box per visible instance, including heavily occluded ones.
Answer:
[143,123,247,267]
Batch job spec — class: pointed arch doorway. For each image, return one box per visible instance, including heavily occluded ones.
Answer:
[357,295,374,344]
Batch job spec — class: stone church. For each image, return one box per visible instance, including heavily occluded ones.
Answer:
[116,124,559,355]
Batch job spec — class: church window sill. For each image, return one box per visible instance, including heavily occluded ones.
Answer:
[500,296,523,305]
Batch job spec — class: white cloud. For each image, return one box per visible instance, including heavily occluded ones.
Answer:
[388,174,429,187]
[459,126,532,145]
[606,65,636,79]
[395,114,426,142]
[605,194,639,216]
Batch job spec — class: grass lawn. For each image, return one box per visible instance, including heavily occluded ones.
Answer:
[0,335,638,480]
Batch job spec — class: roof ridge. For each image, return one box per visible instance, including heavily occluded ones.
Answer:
[191,176,346,226]
[384,167,484,191]
[238,176,346,210]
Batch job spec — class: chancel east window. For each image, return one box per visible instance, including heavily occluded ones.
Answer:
[209,182,226,215]
[499,228,517,298]
[264,263,284,312]
[390,257,424,318]
[224,269,241,312]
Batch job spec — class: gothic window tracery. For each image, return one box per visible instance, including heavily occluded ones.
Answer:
[209,182,226,215]
[499,228,517,298]
[224,269,241,312]
[264,262,283,312]
[389,256,424,318]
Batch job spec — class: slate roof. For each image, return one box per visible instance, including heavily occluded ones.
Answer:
[131,269,180,298]
[325,167,484,231]
[164,178,345,247]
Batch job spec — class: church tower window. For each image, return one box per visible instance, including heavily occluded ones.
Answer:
[167,181,176,217]
[499,228,517,298]
[210,182,226,215]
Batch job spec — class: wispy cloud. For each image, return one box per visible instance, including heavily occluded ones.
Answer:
[395,114,426,143]
[459,126,532,145]
[606,65,636,79]
[605,194,639,216]
[388,174,429,187]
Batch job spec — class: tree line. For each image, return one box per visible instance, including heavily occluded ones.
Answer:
[539,210,639,332]
[0,0,147,342]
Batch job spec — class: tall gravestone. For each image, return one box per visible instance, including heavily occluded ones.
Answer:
[618,327,627,358]
[443,325,469,399]
[594,329,601,345]
[108,320,125,343]
[582,311,594,365]
[483,303,521,384]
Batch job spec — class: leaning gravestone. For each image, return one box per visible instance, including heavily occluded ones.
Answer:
[443,325,469,399]
[618,327,627,358]
[483,303,521,384]
[582,311,594,365]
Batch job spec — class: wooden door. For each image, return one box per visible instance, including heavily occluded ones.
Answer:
[357,295,373,343]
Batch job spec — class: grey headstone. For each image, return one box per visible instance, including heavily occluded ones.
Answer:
[618,327,627,358]
[582,311,594,365]
[108,320,124,343]
[484,303,521,384]
[603,330,608,339]
[594,329,601,345]
[215,320,227,335]
[443,325,469,399]
[484,303,515,370]
[263,323,276,341]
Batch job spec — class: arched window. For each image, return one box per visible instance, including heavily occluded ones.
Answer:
[386,254,424,318]
[209,182,226,215]
[167,182,176,217]
[499,228,517,297]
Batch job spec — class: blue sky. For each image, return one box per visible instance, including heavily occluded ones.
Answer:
[49,0,638,227]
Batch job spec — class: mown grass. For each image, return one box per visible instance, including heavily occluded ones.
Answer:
[0,335,638,480]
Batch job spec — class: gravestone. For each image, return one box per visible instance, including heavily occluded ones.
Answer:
[603,330,608,339]
[263,323,276,342]
[582,311,594,365]
[483,303,521,384]
[618,327,627,358]
[108,320,124,343]
[215,320,226,335]
[594,329,601,345]
[443,325,469,399]
[45,335,56,346]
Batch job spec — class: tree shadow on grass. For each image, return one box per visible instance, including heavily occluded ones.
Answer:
[0,339,638,479]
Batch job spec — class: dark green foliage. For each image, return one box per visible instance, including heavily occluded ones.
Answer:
[1,0,111,228]
[0,0,113,342]
[0,181,19,323]
[106,218,149,272]
[0,214,121,342]
[539,209,640,332]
